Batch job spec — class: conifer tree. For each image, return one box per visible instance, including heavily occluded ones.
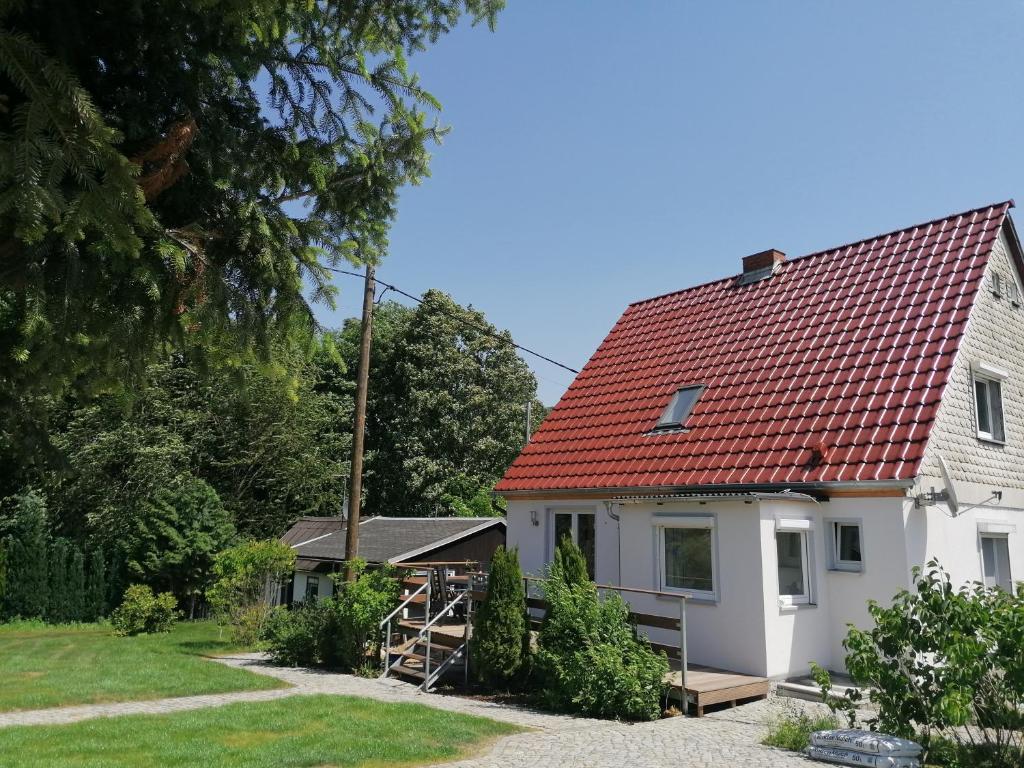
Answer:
[470,547,529,688]
[46,538,71,623]
[85,547,107,621]
[0,0,505,416]
[0,491,49,619]
[551,535,589,588]
[68,547,86,622]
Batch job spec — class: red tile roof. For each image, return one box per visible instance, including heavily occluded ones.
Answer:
[497,202,1016,493]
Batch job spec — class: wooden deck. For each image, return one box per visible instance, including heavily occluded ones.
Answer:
[398,618,767,717]
[665,663,769,717]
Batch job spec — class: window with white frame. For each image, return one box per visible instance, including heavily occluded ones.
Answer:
[972,363,1007,443]
[826,520,863,572]
[981,534,1012,592]
[775,519,812,605]
[657,517,716,600]
[551,509,595,580]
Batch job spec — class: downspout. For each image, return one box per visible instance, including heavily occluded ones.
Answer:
[604,500,622,584]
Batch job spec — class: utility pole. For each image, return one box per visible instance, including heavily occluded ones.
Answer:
[344,263,375,581]
[525,400,532,445]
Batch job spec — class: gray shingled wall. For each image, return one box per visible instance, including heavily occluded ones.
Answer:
[919,226,1024,490]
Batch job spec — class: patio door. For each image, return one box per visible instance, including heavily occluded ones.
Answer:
[552,510,596,580]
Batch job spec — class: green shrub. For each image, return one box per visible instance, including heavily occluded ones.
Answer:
[535,544,669,721]
[264,603,326,666]
[814,560,1024,767]
[262,564,399,671]
[762,707,838,751]
[470,546,528,688]
[111,585,180,635]
[207,539,295,644]
[324,563,400,669]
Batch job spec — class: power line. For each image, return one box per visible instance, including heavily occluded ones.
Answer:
[325,266,581,375]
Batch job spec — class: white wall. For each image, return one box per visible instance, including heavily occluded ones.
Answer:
[757,496,911,678]
[903,493,1024,591]
[293,570,334,602]
[509,493,920,679]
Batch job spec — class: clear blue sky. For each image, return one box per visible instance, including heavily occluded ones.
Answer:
[313,1,1024,405]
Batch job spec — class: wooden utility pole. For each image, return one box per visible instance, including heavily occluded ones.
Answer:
[344,263,375,581]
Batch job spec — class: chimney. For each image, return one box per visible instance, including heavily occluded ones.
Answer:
[737,249,786,285]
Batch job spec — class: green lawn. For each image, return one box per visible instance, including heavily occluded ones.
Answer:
[0,620,284,712]
[0,694,520,768]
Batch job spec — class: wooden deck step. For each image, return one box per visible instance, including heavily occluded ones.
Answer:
[395,622,465,648]
[665,666,770,717]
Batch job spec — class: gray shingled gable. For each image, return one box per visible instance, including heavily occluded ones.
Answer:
[288,517,504,563]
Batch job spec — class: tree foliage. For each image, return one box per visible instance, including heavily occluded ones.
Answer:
[129,477,235,612]
[338,292,544,516]
[470,546,528,687]
[0,0,503,409]
[814,561,1024,767]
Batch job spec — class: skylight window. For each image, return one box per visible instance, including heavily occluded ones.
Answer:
[655,385,704,430]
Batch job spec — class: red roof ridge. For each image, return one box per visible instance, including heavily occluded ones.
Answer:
[629,200,1015,310]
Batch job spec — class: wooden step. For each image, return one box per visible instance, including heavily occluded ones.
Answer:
[391,664,426,680]
[399,645,453,662]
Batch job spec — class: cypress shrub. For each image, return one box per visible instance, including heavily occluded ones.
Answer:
[1,492,50,620]
[68,547,86,622]
[85,547,107,621]
[46,538,71,623]
[551,535,589,587]
[0,541,6,608]
[470,546,529,688]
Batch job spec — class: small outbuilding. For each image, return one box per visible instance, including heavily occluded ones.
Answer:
[280,516,506,603]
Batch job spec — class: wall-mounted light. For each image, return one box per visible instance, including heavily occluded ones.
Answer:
[530,510,539,527]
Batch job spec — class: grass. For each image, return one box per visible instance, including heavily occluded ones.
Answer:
[0,694,522,768]
[762,708,839,752]
[0,620,284,712]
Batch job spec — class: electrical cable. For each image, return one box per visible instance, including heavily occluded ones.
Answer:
[325,266,581,375]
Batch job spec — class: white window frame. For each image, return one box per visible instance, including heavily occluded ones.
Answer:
[548,507,596,579]
[971,362,1007,444]
[775,518,814,606]
[825,519,864,572]
[655,515,718,602]
[979,531,1013,592]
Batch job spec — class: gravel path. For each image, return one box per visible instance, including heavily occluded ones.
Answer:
[0,652,826,767]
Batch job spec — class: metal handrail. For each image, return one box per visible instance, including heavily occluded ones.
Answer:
[380,579,430,628]
[419,588,467,634]
[418,589,470,690]
[380,575,431,677]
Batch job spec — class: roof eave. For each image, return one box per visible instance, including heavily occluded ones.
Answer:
[497,479,915,501]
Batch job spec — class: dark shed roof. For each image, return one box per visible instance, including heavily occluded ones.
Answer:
[285,516,505,564]
[280,516,345,546]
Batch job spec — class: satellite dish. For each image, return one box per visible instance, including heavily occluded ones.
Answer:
[938,455,960,517]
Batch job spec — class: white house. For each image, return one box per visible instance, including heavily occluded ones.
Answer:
[496,201,1024,680]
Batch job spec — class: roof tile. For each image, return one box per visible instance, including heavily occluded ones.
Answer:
[496,202,1014,493]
